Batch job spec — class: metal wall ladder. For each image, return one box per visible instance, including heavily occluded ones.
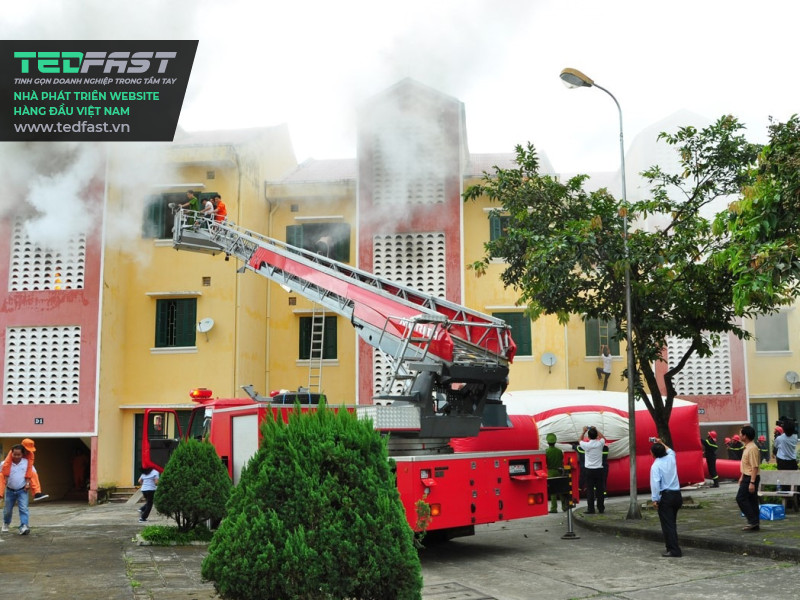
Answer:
[307,305,325,393]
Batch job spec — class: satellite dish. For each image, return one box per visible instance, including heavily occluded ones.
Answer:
[541,352,557,374]
[197,318,215,333]
[786,371,800,389]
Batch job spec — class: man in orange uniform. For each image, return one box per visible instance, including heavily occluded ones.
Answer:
[0,439,48,502]
[213,194,227,222]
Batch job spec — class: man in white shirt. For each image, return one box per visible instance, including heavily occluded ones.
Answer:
[2,444,31,535]
[579,426,606,514]
[596,345,613,391]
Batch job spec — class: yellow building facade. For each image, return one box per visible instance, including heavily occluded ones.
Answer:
[87,80,799,492]
[97,126,297,487]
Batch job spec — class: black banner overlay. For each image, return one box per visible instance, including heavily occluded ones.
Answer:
[0,40,198,141]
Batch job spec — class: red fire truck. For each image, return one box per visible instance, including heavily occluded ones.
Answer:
[141,211,576,538]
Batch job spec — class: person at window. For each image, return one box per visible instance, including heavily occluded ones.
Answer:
[179,190,201,227]
[200,195,215,228]
[180,190,200,212]
[212,194,227,223]
[650,438,683,557]
[579,426,606,514]
[737,425,761,532]
[703,431,719,487]
[595,345,612,391]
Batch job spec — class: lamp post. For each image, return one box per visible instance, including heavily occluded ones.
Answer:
[559,67,641,520]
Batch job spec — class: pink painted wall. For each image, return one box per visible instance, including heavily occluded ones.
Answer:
[0,177,104,435]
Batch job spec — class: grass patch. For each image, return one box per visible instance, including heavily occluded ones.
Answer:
[139,524,214,545]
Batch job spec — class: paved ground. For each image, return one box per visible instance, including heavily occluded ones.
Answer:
[1,481,799,599]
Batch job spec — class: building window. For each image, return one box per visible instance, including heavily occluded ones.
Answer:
[143,192,218,240]
[299,315,337,360]
[754,311,790,352]
[585,318,620,356]
[155,298,197,347]
[489,214,511,242]
[750,402,768,443]
[287,223,351,263]
[777,401,800,427]
[492,312,531,356]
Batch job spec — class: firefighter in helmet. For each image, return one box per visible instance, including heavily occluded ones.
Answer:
[702,430,719,487]
[757,435,769,463]
[728,434,745,460]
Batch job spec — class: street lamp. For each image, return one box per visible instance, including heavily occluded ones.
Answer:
[560,67,641,520]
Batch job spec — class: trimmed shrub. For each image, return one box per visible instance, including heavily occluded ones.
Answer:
[154,438,232,532]
[202,404,422,600]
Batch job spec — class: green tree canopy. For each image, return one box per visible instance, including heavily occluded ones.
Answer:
[463,115,788,444]
[201,404,422,600]
[714,115,800,311]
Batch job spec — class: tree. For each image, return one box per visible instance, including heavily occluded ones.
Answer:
[201,404,422,600]
[464,116,768,446]
[154,438,232,532]
[714,115,800,312]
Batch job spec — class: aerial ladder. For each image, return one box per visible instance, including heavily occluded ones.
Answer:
[172,211,517,445]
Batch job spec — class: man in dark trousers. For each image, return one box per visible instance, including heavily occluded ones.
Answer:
[650,438,683,557]
[737,425,761,532]
[579,426,606,514]
[545,433,568,513]
[703,430,719,487]
[773,421,798,471]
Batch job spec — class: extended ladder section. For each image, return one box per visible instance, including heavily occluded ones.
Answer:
[173,211,516,439]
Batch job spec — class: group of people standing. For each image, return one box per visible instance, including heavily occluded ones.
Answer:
[653,419,799,558]
[544,426,609,515]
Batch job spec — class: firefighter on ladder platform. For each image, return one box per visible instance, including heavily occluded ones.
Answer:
[703,430,719,488]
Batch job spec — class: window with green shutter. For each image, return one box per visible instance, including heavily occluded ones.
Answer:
[750,402,768,444]
[489,214,511,242]
[299,315,338,360]
[286,223,351,263]
[492,312,531,356]
[584,318,619,356]
[155,298,197,347]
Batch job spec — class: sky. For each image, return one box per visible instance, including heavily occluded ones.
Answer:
[3,0,800,174]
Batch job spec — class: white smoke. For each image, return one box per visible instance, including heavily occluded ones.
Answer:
[1,0,207,253]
